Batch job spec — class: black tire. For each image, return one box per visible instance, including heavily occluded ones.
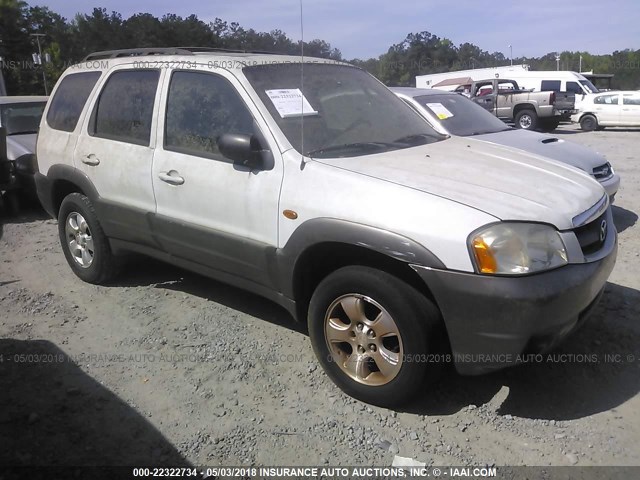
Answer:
[580,114,598,132]
[308,266,446,407]
[2,192,20,216]
[539,117,561,132]
[58,193,122,284]
[514,109,538,130]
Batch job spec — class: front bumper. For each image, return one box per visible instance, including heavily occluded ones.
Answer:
[412,231,617,375]
[598,173,620,201]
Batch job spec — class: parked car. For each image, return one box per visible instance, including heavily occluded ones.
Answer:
[572,91,640,130]
[36,48,616,407]
[458,78,565,131]
[0,96,48,202]
[392,87,620,200]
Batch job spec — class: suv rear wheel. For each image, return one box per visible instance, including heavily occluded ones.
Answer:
[58,193,122,284]
[308,266,445,407]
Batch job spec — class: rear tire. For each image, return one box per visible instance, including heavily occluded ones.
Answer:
[580,114,598,132]
[514,109,538,130]
[58,193,122,284]
[308,266,446,407]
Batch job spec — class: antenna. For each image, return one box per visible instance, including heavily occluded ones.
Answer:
[299,0,306,168]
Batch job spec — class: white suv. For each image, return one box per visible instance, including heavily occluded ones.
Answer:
[36,48,617,407]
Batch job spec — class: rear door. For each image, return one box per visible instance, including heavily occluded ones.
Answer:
[621,93,640,125]
[151,69,283,287]
[74,66,162,244]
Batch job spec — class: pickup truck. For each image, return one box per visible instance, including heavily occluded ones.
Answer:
[462,78,567,131]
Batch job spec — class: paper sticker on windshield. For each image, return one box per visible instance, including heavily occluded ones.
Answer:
[266,89,318,118]
[426,103,454,120]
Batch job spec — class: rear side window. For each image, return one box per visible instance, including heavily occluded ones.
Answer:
[623,95,640,105]
[92,70,160,146]
[46,72,101,132]
[164,71,255,160]
[541,80,562,92]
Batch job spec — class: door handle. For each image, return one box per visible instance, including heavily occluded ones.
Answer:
[158,171,185,186]
[82,154,100,166]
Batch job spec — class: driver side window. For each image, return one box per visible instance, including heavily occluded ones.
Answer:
[164,71,255,160]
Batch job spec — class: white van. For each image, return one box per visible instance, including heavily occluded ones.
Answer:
[501,71,600,97]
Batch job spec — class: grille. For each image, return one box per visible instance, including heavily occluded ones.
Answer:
[592,163,613,180]
[574,211,607,255]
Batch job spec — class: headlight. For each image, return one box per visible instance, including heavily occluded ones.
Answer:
[469,223,568,275]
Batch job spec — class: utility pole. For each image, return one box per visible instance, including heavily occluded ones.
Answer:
[555,54,560,71]
[579,54,583,73]
[30,33,48,95]
[509,45,513,66]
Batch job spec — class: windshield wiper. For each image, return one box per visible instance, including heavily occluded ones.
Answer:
[392,133,444,145]
[305,142,394,158]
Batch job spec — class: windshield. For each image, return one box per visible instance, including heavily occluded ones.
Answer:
[580,79,599,94]
[243,63,444,158]
[413,93,511,136]
[0,102,47,135]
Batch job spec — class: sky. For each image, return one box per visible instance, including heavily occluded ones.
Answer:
[34,0,640,60]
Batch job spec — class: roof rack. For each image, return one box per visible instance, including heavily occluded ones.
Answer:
[83,47,284,61]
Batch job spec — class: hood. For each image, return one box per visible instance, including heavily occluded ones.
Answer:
[475,129,608,173]
[315,136,605,231]
[6,133,37,161]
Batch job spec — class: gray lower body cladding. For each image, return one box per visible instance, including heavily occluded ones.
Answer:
[412,237,617,375]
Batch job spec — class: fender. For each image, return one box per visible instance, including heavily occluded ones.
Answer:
[274,217,445,299]
[36,164,100,218]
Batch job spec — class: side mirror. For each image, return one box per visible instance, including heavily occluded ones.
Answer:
[218,133,269,170]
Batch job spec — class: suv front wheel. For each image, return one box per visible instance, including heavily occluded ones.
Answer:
[308,266,445,407]
[58,193,121,284]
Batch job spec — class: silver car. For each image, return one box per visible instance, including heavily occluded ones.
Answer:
[392,87,620,200]
[0,96,48,198]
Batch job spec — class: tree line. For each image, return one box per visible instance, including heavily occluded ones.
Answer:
[1,0,639,95]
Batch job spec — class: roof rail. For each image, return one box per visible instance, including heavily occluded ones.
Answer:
[83,47,285,61]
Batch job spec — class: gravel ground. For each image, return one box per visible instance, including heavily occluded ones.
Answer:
[1,125,639,468]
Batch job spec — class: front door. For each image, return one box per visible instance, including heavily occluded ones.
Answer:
[592,93,621,125]
[151,69,283,287]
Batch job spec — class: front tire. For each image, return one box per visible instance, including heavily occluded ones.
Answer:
[514,109,538,130]
[58,193,121,284]
[308,266,445,407]
[580,114,598,131]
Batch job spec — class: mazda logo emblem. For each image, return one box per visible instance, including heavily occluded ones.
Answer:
[600,219,607,242]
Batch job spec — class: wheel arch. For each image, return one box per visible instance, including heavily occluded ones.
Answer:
[45,165,99,218]
[276,218,446,323]
[513,103,537,116]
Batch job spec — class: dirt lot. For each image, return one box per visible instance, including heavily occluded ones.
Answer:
[1,125,639,468]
